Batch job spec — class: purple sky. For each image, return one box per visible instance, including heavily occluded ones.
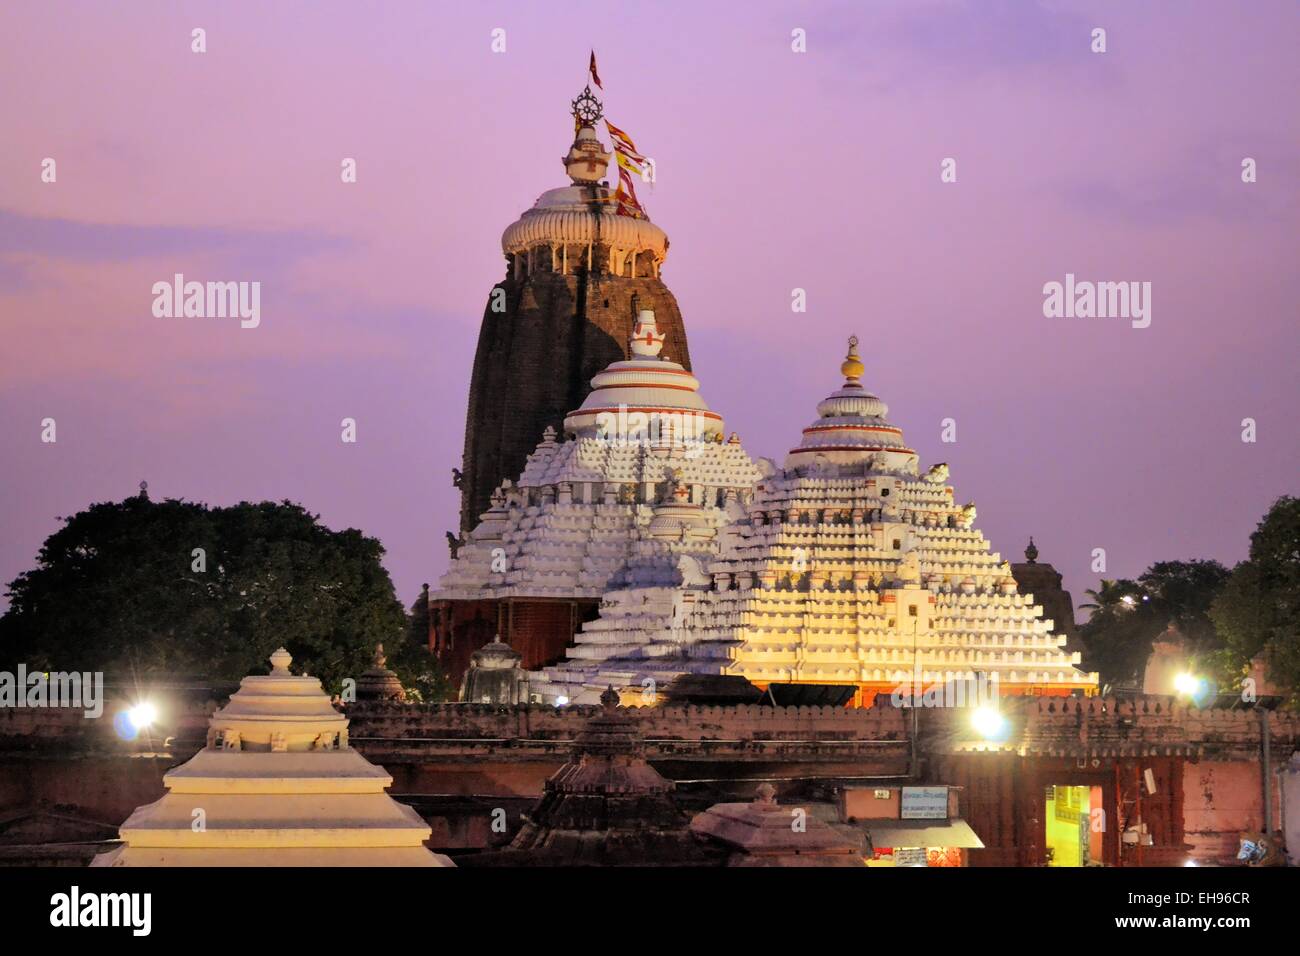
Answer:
[2,1,1297,616]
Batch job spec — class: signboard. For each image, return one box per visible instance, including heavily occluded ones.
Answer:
[900,786,948,820]
[893,847,927,867]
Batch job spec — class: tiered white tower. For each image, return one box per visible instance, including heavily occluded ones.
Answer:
[437,310,762,603]
[92,649,453,866]
[532,338,1098,704]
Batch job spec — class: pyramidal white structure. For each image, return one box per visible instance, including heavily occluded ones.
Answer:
[437,310,762,602]
[92,648,453,866]
[532,337,1099,704]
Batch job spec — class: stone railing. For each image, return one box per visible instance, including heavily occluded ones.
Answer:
[0,689,222,753]
[344,700,911,764]
[926,695,1300,760]
[6,692,1293,766]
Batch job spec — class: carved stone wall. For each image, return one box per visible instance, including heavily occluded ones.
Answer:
[459,265,690,534]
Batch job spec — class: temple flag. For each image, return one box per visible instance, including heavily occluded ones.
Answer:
[589,50,603,89]
[615,150,644,176]
[604,118,648,217]
[614,167,646,218]
[605,119,638,153]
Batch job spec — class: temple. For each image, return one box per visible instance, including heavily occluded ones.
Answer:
[457,83,692,537]
[1,69,1292,876]
[530,337,1098,704]
[92,649,453,866]
[434,308,760,682]
[464,687,721,866]
[440,106,1098,701]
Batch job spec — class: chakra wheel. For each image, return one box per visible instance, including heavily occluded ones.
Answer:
[571,85,603,125]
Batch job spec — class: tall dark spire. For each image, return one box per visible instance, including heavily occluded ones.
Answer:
[455,86,691,534]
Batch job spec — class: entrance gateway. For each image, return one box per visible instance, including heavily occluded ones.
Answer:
[1044,785,1103,866]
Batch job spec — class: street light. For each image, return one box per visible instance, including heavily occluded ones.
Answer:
[971,705,1008,740]
[128,701,158,730]
[113,699,159,741]
[1173,673,1201,696]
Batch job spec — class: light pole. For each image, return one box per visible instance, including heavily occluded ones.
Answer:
[910,615,920,777]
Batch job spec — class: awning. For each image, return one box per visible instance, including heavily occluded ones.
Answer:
[857,818,984,850]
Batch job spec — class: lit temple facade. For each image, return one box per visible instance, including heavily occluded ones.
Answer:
[439,85,1097,706]
[532,338,1097,704]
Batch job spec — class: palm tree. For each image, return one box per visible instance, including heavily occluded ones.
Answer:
[1079,579,1128,612]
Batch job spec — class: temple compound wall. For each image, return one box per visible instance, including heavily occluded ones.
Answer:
[3,695,1296,866]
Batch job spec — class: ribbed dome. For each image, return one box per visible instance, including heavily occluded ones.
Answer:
[501,124,669,261]
[786,336,917,472]
[564,310,722,440]
[502,188,669,260]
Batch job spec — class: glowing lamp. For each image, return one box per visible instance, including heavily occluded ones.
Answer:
[128,701,158,730]
[970,705,1007,739]
[1173,673,1200,696]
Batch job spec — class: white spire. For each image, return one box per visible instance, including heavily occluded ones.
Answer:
[630,310,665,357]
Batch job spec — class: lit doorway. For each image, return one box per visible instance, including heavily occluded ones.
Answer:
[1044,785,1103,866]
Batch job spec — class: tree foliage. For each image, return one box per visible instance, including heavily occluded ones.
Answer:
[1210,496,1300,701]
[0,495,414,694]
[1080,561,1229,689]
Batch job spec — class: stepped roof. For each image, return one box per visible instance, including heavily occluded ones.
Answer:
[691,783,865,866]
[437,313,759,602]
[91,649,453,867]
[786,336,917,472]
[531,337,1099,704]
[464,689,719,866]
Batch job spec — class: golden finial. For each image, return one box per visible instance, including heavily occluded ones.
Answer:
[841,335,864,382]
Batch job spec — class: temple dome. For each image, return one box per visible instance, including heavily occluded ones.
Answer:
[460,635,529,704]
[356,644,406,702]
[501,124,668,262]
[564,310,723,439]
[786,336,917,473]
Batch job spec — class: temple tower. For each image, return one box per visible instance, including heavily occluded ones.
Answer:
[434,309,758,687]
[458,85,691,535]
[531,337,1098,705]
